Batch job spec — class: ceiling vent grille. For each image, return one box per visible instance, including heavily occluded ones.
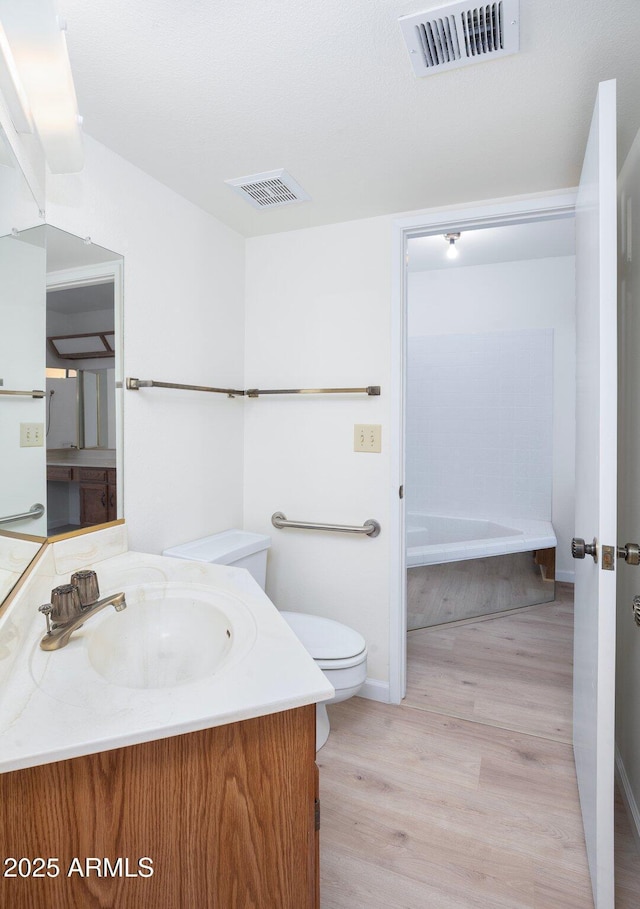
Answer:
[399,0,519,77]
[225,169,310,209]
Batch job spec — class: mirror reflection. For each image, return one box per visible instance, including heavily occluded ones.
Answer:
[0,123,45,605]
[0,223,124,604]
[41,227,123,536]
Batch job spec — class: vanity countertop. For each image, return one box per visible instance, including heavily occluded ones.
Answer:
[0,525,333,774]
[46,449,117,469]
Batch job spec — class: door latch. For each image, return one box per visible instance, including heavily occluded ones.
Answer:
[632,596,640,627]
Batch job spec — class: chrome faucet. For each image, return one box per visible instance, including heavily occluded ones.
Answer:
[39,570,126,651]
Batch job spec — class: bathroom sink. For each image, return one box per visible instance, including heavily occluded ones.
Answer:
[86,583,249,690]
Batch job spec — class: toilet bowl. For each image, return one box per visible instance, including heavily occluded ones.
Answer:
[278,610,367,749]
[163,530,367,749]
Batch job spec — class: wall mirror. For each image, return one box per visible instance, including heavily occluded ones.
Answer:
[42,226,123,536]
[0,123,45,604]
[0,133,124,606]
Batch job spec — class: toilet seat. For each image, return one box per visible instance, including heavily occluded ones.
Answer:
[279,611,366,665]
[314,652,368,671]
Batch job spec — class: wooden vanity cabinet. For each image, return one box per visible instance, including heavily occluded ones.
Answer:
[47,466,117,527]
[0,705,319,909]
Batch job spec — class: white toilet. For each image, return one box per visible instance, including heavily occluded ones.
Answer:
[163,530,367,749]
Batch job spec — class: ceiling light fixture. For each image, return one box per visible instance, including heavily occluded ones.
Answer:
[0,0,83,173]
[444,232,461,260]
[0,23,32,134]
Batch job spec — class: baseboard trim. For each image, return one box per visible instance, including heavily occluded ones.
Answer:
[556,569,575,584]
[358,678,391,704]
[615,744,640,854]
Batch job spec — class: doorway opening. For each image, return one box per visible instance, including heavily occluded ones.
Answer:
[388,192,578,704]
[405,217,575,631]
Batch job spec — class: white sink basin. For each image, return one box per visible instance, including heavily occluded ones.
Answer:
[85,583,253,690]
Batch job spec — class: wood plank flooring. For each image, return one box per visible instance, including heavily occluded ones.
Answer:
[405,585,574,742]
[318,589,640,908]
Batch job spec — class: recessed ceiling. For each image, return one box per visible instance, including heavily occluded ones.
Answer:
[55,0,640,238]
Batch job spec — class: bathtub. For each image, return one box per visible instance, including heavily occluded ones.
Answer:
[406,513,557,568]
[406,512,558,628]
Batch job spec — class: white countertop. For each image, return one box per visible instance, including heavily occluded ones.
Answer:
[0,526,333,773]
[46,448,117,469]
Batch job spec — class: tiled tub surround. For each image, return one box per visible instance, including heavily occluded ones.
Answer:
[0,524,332,773]
[406,329,554,521]
[405,330,556,628]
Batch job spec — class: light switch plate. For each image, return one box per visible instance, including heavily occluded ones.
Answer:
[20,423,44,447]
[354,424,381,453]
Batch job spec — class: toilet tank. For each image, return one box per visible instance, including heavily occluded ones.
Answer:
[163,530,271,589]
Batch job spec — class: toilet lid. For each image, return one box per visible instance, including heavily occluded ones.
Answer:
[280,611,366,661]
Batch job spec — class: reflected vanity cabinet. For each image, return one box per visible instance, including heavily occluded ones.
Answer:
[46,466,117,526]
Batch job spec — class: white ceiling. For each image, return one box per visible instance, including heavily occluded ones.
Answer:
[47,282,113,315]
[407,216,575,271]
[55,0,640,238]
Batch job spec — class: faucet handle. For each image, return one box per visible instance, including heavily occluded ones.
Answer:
[50,584,83,624]
[38,603,53,635]
[70,570,100,607]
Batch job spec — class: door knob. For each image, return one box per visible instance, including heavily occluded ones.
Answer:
[572,537,598,562]
[618,543,640,565]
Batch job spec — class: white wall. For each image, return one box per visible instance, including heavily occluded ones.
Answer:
[408,257,576,581]
[244,217,392,687]
[46,137,246,553]
[0,163,41,235]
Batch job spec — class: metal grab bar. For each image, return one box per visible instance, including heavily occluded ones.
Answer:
[271,511,380,538]
[0,503,45,526]
[126,377,381,398]
[0,389,46,398]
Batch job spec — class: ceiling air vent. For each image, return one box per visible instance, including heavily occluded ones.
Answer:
[399,0,519,77]
[225,169,310,209]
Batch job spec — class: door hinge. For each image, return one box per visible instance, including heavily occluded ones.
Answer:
[399,485,404,500]
[315,798,320,832]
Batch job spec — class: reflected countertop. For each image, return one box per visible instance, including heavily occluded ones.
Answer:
[47,448,116,469]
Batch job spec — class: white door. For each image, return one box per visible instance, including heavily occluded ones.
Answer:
[573,79,618,909]
[616,124,640,909]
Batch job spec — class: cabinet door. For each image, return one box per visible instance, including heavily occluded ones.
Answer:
[107,469,117,521]
[79,483,108,526]
[0,706,317,909]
